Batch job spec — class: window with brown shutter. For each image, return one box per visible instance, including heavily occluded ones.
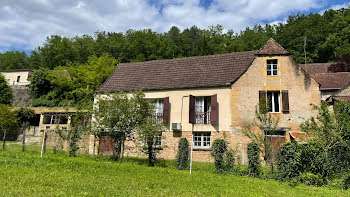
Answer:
[163,97,170,125]
[282,90,289,114]
[210,94,218,125]
[189,95,196,124]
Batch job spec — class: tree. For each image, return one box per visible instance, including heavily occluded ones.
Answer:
[0,51,28,70]
[15,107,35,152]
[0,73,13,104]
[243,97,280,173]
[137,118,165,166]
[29,68,52,99]
[94,90,150,161]
[300,101,350,174]
[0,104,18,150]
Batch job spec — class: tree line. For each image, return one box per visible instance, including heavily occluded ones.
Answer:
[1,7,350,71]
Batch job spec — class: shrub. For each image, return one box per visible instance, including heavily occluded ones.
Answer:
[225,149,235,171]
[176,138,189,170]
[301,173,325,186]
[342,173,350,190]
[211,139,228,173]
[277,142,301,181]
[300,142,329,177]
[247,142,261,177]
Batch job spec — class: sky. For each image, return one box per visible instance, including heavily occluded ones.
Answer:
[0,0,349,53]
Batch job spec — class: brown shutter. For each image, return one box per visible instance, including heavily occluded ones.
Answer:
[163,97,169,125]
[259,90,267,112]
[189,95,195,124]
[282,90,289,114]
[210,94,218,125]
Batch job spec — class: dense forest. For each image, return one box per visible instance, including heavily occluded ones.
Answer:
[1,7,350,71]
[1,7,350,107]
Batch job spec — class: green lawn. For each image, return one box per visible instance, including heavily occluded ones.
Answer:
[0,144,348,196]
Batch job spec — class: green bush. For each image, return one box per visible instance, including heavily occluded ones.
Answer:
[247,142,261,177]
[342,173,350,190]
[277,142,301,181]
[211,139,228,173]
[176,138,189,170]
[225,149,235,171]
[300,142,329,177]
[301,173,325,186]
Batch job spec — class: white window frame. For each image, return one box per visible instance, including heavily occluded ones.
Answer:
[50,115,60,124]
[267,91,281,113]
[267,59,278,76]
[151,99,164,114]
[193,132,211,149]
[153,134,162,146]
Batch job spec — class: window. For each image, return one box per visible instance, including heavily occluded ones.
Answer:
[193,132,211,149]
[51,115,60,124]
[17,76,21,82]
[267,59,278,76]
[195,97,211,124]
[151,99,164,123]
[153,134,162,146]
[267,91,280,113]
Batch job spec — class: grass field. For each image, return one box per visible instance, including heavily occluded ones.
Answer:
[0,144,349,196]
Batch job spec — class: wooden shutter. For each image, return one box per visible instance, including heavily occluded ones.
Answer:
[163,97,169,125]
[282,90,289,114]
[210,94,218,125]
[189,95,196,124]
[259,90,267,112]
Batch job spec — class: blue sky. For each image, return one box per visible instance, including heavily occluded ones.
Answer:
[0,0,349,53]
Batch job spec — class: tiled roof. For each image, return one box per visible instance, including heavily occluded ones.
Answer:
[332,96,350,102]
[299,63,333,74]
[97,51,257,92]
[256,38,289,55]
[310,72,350,90]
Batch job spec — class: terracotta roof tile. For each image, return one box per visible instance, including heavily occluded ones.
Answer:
[256,38,289,55]
[333,96,350,102]
[299,63,333,74]
[310,72,350,90]
[97,51,257,92]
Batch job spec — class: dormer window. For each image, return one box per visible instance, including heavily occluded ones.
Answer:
[267,59,278,76]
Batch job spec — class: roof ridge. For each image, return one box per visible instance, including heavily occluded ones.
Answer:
[118,50,258,66]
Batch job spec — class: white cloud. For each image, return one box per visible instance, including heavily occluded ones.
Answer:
[0,0,332,51]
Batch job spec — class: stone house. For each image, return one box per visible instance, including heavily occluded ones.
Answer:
[94,38,324,163]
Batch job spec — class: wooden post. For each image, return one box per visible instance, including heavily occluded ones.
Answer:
[2,130,6,150]
[41,129,47,157]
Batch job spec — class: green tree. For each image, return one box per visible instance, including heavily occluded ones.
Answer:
[15,107,35,152]
[0,51,28,70]
[176,138,190,170]
[301,101,350,174]
[29,68,52,98]
[137,118,165,166]
[0,104,18,150]
[94,90,150,161]
[0,73,13,104]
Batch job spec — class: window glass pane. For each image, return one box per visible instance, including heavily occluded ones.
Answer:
[273,92,280,112]
[195,98,204,113]
[273,70,278,75]
[267,71,271,76]
[267,65,271,70]
[272,59,277,64]
[267,92,273,112]
[273,65,277,69]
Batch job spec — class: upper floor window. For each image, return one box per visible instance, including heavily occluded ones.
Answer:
[151,99,164,124]
[267,91,280,113]
[195,97,211,124]
[267,59,278,76]
[189,95,217,124]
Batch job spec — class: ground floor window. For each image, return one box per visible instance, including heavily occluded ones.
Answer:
[153,134,162,146]
[193,132,211,148]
